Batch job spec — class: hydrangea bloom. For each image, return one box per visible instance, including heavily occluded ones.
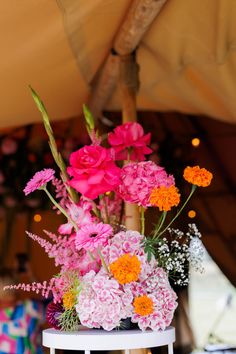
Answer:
[76,270,133,331]
[126,267,178,331]
[23,168,55,195]
[118,161,175,207]
[101,230,144,263]
[108,122,152,161]
[78,231,177,331]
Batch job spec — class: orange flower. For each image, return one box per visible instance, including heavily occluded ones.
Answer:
[110,254,141,285]
[183,166,213,187]
[62,289,76,310]
[149,185,180,211]
[133,295,154,316]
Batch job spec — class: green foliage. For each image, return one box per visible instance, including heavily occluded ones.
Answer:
[143,237,156,262]
[29,86,78,203]
[58,308,80,331]
[83,104,95,132]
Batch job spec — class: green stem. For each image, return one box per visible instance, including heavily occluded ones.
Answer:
[157,184,197,238]
[153,211,167,239]
[103,195,110,224]
[88,250,96,261]
[43,186,79,232]
[140,207,145,235]
[126,148,132,163]
[97,248,109,274]
[30,87,78,203]
[87,250,100,268]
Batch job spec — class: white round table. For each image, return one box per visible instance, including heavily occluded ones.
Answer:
[43,326,175,354]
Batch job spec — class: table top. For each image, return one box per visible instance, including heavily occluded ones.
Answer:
[43,326,175,350]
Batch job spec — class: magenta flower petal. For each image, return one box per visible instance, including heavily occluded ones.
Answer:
[46,302,64,330]
[108,122,152,161]
[75,222,113,251]
[67,145,121,199]
[23,168,55,195]
[118,161,175,207]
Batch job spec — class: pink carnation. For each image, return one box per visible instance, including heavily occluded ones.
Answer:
[75,222,113,251]
[118,161,175,207]
[108,122,152,161]
[67,145,121,200]
[23,169,55,195]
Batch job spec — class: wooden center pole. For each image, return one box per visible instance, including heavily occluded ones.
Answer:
[120,52,140,232]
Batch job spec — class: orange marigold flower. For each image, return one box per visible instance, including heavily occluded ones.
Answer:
[110,253,141,285]
[133,295,154,316]
[183,166,213,187]
[62,290,76,310]
[149,185,180,211]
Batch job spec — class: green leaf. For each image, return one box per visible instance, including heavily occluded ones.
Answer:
[29,86,78,203]
[143,237,155,263]
[83,104,95,130]
[29,86,47,115]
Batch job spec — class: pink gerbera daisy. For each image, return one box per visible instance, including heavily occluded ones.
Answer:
[75,223,113,251]
[23,168,55,195]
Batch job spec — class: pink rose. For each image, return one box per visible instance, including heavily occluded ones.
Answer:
[108,122,152,161]
[67,145,121,199]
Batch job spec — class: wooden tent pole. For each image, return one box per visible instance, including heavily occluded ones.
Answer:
[89,0,168,118]
[120,53,139,122]
[120,55,145,354]
[120,52,140,231]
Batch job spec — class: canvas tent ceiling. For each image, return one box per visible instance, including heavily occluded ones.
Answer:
[1,0,236,129]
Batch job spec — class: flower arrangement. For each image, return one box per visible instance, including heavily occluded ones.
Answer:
[5,89,213,332]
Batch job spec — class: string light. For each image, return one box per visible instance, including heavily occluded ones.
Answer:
[191,138,200,147]
[34,214,42,222]
[188,210,196,218]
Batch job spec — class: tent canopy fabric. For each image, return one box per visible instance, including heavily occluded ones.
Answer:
[1,0,236,129]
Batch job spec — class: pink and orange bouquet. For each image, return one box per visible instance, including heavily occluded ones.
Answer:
[5,89,213,331]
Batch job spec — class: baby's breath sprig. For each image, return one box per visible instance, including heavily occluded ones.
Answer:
[154,224,204,286]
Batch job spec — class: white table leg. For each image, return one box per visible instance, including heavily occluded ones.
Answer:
[125,350,130,354]
[168,343,173,354]
[85,351,90,354]
[50,348,55,354]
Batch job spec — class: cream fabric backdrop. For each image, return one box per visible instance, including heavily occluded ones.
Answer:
[1,0,236,128]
